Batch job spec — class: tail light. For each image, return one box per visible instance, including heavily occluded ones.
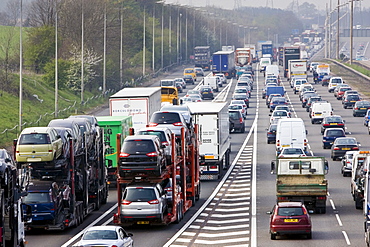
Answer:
[239,118,243,123]
[146,152,158,157]
[173,122,183,126]
[120,152,130,158]
[304,139,307,146]
[268,132,272,135]
[148,199,159,204]
[323,124,330,126]
[149,122,158,127]
[165,187,172,192]
[352,147,359,150]
[276,140,280,147]
[333,147,340,150]
[355,107,358,110]
[122,200,132,205]
[162,141,169,146]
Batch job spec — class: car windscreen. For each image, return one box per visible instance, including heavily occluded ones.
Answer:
[326,130,344,137]
[137,131,166,142]
[277,207,303,216]
[151,112,181,124]
[83,230,118,240]
[121,140,155,153]
[229,112,240,120]
[23,192,51,203]
[161,80,174,86]
[123,188,157,202]
[19,133,51,145]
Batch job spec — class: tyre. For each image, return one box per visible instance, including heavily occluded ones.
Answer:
[344,105,347,109]
[270,233,276,240]
[240,125,245,133]
[306,108,309,112]
[311,119,315,124]
[355,196,363,209]
[267,140,271,144]
[307,232,312,239]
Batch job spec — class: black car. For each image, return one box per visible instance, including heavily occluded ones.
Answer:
[229,110,245,133]
[306,96,322,112]
[199,86,214,99]
[266,124,277,144]
[183,74,195,85]
[343,94,361,109]
[331,137,359,161]
[321,115,345,134]
[353,100,370,117]
[175,82,183,93]
[119,135,166,177]
[301,92,318,108]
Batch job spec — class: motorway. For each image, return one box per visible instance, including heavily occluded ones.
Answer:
[26,60,370,246]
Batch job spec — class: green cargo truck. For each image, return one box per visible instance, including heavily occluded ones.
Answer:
[96,116,132,185]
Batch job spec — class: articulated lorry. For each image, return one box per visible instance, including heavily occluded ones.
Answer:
[113,125,201,226]
[19,120,108,231]
[194,46,211,70]
[280,46,300,78]
[212,51,236,79]
[187,102,231,180]
[288,59,308,81]
[271,156,329,213]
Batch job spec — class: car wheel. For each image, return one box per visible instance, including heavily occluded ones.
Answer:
[307,232,312,239]
[306,108,309,112]
[267,140,271,144]
[311,119,315,124]
[270,233,276,240]
[344,105,347,109]
[240,125,245,133]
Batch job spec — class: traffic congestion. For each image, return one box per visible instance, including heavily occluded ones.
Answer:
[1,15,370,247]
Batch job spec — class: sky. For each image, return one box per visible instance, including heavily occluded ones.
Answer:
[164,0,369,11]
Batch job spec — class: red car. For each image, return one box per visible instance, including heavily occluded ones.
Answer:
[268,202,312,240]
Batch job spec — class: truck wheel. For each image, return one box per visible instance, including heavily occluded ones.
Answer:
[94,192,101,211]
[315,207,326,214]
[195,184,200,201]
[175,204,181,224]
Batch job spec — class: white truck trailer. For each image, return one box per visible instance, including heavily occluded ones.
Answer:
[187,102,231,180]
[109,87,161,130]
[288,59,308,81]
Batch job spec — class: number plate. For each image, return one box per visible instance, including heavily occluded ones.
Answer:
[203,92,208,94]
[284,219,298,222]
[330,123,337,125]
[360,108,367,110]
[350,101,356,102]
[137,221,150,225]
[315,113,322,115]
[281,145,289,147]
[342,148,351,150]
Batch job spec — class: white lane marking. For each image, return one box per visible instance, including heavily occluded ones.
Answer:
[194,238,249,244]
[342,231,351,245]
[61,203,118,247]
[189,224,250,230]
[197,230,250,238]
[336,213,343,227]
[330,199,336,210]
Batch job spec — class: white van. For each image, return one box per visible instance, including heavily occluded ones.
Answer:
[310,102,332,124]
[265,65,279,77]
[259,57,271,72]
[276,118,307,154]
[203,76,220,92]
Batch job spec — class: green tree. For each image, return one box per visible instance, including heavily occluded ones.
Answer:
[43,59,72,89]
[24,25,55,73]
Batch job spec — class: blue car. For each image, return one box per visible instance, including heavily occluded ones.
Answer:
[322,128,346,149]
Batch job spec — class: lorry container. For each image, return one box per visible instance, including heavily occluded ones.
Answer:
[187,102,231,180]
[265,86,285,100]
[194,46,211,70]
[363,161,370,245]
[261,44,273,59]
[271,156,329,214]
[109,87,162,130]
[96,116,133,185]
[244,44,256,62]
[212,51,236,79]
[288,59,308,80]
[235,48,251,66]
[350,151,370,209]
[281,46,300,78]
[21,126,108,231]
[113,125,201,226]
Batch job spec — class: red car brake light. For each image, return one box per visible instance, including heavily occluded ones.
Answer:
[173,122,183,126]
[149,122,158,127]
[146,152,158,157]
[121,200,132,205]
[120,152,130,158]
[148,199,159,204]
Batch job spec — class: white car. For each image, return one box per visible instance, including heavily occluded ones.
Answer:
[269,110,290,124]
[215,73,227,84]
[230,100,247,113]
[73,226,133,247]
[229,104,247,119]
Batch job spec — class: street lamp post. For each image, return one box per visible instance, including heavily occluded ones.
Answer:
[350,0,353,64]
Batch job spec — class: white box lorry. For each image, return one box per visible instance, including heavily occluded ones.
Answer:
[109,87,161,130]
[187,102,231,180]
[276,118,308,154]
[288,59,308,80]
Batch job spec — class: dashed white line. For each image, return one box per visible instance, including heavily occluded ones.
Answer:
[342,231,351,245]
[336,213,343,227]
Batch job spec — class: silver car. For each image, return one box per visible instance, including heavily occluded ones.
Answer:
[136,127,173,164]
[120,183,168,226]
[73,225,133,247]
